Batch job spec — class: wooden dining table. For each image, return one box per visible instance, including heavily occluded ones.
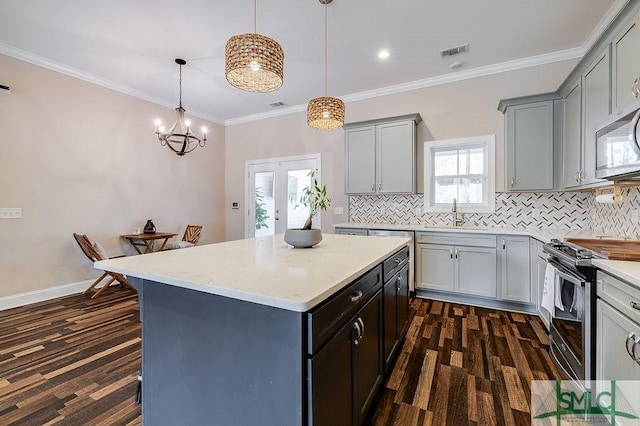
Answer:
[120,232,178,254]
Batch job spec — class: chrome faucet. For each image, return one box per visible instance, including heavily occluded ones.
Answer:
[452,198,464,227]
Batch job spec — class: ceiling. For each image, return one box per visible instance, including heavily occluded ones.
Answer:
[0,0,624,124]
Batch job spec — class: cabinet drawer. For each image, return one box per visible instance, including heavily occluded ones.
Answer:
[597,270,640,324]
[383,246,409,283]
[307,265,382,355]
[335,227,368,236]
[416,232,496,248]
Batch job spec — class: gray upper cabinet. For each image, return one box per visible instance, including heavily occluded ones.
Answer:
[612,10,640,112]
[344,114,421,195]
[582,49,610,186]
[503,98,555,191]
[562,79,583,189]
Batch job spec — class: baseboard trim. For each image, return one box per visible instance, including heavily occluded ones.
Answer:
[0,279,94,311]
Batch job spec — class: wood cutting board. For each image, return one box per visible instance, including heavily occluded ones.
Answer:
[565,238,640,261]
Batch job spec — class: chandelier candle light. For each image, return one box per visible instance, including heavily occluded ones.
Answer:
[225,0,284,92]
[155,59,207,156]
[307,0,345,131]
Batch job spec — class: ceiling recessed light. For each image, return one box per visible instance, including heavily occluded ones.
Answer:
[450,61,464,70]
[377,50,390,60]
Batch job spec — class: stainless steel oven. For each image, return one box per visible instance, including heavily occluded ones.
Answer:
[543,240,597,385]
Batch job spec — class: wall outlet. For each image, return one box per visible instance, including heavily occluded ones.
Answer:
[633,209,639,224]
[531,209,541,219]
[0,207,21,219]
[334,207,344,215]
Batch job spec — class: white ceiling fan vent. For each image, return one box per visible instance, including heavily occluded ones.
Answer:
[0,84,10,94]
[440,43,469,58]
[269,101,286,107]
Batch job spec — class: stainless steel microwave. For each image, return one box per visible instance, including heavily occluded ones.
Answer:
[595,101,640,180]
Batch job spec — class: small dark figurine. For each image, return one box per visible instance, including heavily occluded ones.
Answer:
[144,219,156,234]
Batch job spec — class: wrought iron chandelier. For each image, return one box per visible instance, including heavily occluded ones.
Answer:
[225,0,284,93]
[155,59,207,156]
[307,0,344,131]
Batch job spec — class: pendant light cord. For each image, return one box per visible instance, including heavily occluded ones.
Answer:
[178,63,183,108]
[254,0,257,33]
[324,2,328,97]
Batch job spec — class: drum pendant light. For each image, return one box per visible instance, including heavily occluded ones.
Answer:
[307,0,345,130]
[225,0,284,93]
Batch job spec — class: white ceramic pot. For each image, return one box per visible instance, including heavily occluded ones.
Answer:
[284,229,322,248]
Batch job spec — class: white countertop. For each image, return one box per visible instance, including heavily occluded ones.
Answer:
[592,259,640,289]
[95,233,409,312]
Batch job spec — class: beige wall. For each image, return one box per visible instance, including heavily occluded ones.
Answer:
[224,59,578,241]
[0,54,225,298]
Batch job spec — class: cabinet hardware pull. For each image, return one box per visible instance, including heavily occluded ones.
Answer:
[450,249,453,259]
[350,291,363,303]
[371,184,375,192]
[575,171,580,183]
[502,239,506,250]
[395,258,402,264]
[455,249,458,259]
[633,337,640,364]
[357,317,365,342]
[378,183,381,191]
[353,321,361,346]
[510,177,515,187]
[626,332,636,359]
[631,301,640,311]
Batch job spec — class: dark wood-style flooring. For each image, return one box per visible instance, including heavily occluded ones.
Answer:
[0,289,561,425]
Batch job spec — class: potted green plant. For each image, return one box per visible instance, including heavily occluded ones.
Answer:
[284,169,331,248]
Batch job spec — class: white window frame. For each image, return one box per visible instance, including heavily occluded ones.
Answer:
[424,135,495,213]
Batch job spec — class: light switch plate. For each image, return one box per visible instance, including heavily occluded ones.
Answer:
[0,208,22,219]
[334,207,344,215]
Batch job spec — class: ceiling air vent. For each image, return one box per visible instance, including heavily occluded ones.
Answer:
[269,101,286,107]
[440,43,469,58]
[0,84,10,94]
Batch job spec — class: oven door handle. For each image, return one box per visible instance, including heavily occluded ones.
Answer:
[549,261,586,287]
[626,332,636,359]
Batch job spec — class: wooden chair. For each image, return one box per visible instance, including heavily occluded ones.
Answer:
[73,233,133,299]
[164,225,203,250]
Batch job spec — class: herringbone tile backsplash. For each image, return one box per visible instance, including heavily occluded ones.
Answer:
[349,188,640,235]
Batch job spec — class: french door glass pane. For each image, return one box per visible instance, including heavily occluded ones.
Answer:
[286,169,311,229]
[254,171,275,237]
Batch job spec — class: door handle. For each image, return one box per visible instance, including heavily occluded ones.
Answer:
[626,332,636,359]
[357,317,365,341]
[353,321,362,346]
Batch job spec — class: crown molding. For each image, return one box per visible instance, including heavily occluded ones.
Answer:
[0,42,225,125]
[226,47,584,126]
[582,0,630,52]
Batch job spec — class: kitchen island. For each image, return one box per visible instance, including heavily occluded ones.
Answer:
[95,233,410,425]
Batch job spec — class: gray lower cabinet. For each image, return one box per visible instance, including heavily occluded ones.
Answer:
[535,242,551,329]
[416,243,496,299]
[498,235,531,303]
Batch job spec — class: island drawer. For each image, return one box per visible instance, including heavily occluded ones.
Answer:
[383,246,409,283]
[307,265,383,355]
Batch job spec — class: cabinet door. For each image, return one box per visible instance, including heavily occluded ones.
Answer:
[354,291,383,426]
[582,49,610,185]
[455,246,497,298]
[596,300,640,406]
[612,11,640,112]
[416,243,454,292]
[537,255,550,329]
[562,80,583,189]
[377,120,415,193]
[345,126,376,194]
[396,264,410,338]
[499,236,531,303]
[506,100,554,191]
[308,319,356,426]
[383,279,398,372]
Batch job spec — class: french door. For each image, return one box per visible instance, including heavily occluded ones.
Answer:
[246,155,320,238]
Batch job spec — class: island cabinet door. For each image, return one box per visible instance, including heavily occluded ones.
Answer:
[383,277,398,372]
[308,319,356,426]
[354,291,384,425]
